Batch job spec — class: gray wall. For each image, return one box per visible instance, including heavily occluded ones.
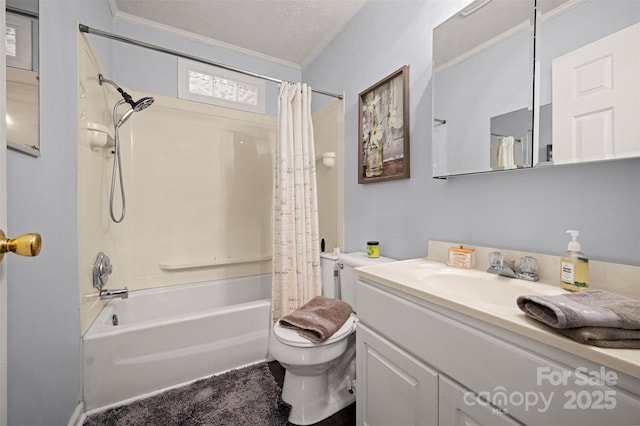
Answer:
[304,0,640,265]
[7,1,113,424]
[7,0,111,425]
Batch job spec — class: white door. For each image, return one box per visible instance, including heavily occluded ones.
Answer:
[1,1,8,424]
[552,22,640,164]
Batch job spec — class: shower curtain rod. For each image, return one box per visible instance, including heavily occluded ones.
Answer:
[78,24,343,100]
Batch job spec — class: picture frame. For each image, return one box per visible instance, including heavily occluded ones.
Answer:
[358,65,410,183]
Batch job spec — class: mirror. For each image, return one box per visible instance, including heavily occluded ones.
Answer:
[432,0,535,177]
[536,0,640,165]
[432,0,640,177]
[5,0,39,157]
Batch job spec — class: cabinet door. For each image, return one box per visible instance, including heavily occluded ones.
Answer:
[439,375,523,426]
[357,323,438,426]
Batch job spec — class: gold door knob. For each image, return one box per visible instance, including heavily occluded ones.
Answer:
[0,230,42,262]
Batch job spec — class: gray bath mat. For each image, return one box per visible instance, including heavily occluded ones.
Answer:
[84,362,291,426]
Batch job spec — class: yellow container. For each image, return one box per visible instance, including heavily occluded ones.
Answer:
[447,245,476,269]
[367,241,379,258]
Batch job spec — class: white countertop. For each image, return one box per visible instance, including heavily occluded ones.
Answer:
[356,258,640,379]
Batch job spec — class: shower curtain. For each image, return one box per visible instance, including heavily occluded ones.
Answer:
[271,82,322,323]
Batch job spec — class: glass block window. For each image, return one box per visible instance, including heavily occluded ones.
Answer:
[178,59,265,114]
[6,26,17,57]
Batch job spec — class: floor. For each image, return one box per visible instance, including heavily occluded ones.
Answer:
[268,361,356,426]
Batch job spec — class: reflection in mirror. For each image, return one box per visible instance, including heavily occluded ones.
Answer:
[432,0,534,177]
[536,0,640,166]
[5,1,39,157]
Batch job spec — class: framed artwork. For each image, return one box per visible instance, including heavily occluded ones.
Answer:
[358,65,410,183]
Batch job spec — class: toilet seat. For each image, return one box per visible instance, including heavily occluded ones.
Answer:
[273,314,356,348]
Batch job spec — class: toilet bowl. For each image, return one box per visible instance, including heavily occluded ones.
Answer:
[269,251,395,425]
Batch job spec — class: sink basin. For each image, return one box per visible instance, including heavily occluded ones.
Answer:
[414,264,564,307]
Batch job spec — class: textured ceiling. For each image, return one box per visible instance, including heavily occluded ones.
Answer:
[112,0,367,67]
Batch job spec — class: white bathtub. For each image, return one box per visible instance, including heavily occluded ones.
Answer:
[83,274,272,411]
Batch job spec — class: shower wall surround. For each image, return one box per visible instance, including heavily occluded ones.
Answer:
[78,36,276,334]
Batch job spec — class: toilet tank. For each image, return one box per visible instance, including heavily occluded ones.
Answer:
[338,252,396,312]
[320,252,340,298]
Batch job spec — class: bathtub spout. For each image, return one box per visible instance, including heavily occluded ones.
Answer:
[100,288,128,300]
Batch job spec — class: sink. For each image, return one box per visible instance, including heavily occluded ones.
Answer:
[414,264,564,307]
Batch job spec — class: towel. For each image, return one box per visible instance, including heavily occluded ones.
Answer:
[517,290,640,348]
[279,296,352,343]
[497,136,516,169]
[556,327,640,349]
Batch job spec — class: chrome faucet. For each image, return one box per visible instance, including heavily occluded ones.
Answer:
[93,251,129,299]
[490,258,518,278]
[487,252,539,282]
[100,288,129,300]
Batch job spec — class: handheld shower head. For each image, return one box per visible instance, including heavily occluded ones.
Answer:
[114,97,155,129]
[99,74,155,113]
[133,96,154,112]
[100,74,156,223]
[116,107,135,129]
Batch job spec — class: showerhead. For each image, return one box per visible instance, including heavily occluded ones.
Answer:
[99,74,154,114]
[133,96,154,112]
[101,76,155,224]
[100,74,155,128]
[116,100,154,128]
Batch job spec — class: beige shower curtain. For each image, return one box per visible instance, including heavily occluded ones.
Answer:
[271,82,322,323]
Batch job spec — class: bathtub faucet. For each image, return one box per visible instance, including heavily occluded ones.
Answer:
[100,288,129,300]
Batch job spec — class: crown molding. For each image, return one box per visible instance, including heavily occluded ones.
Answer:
[107,1,301,71]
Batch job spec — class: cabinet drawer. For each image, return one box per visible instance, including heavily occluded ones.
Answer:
[439,375,522,426]
[357,279,640,425]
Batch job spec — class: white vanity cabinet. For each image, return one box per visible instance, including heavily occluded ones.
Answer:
[355,278,640,426]
[357,323,519,426]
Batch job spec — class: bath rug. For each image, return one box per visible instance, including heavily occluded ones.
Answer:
[83,362,291,426]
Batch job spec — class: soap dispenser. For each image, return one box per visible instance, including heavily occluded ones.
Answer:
[560,230,589,292]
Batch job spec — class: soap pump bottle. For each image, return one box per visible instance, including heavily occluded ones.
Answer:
[560,230,589,292]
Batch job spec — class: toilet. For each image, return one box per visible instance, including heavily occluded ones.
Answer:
[268,251,395,425]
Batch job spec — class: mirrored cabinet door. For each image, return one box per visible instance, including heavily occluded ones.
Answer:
[432,0,535,178]
[536,0,640,166]
[432,0,640,178]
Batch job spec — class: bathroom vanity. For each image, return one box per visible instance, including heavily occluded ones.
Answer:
[355,259,640,426]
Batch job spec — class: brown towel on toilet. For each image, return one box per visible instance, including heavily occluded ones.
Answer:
[279,296,352,343]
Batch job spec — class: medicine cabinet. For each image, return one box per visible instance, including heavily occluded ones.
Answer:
[432,0,640,178]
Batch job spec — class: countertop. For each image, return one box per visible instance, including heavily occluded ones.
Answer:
[355,258,640,380]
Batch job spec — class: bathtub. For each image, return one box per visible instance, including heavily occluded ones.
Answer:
[83,274,272,411]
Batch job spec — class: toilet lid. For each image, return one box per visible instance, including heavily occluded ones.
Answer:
[273,314,356,347]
